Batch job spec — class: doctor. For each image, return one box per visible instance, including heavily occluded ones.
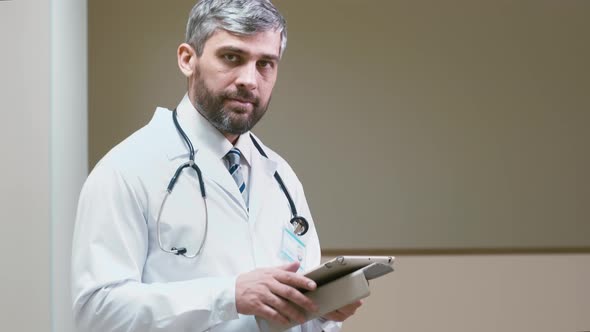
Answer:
[71,0,362,331]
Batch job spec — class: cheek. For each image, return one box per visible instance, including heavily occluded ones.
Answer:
[258,77,277,98]
[200,66,234,91]
[206,80,231,97]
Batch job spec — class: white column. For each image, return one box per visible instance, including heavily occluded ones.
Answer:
[50,0,88,331]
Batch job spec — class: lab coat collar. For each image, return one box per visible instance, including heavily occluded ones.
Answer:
[173,94,256,166]
[157,94,278,215]
[246,135,279,221]
[174,94,232,161]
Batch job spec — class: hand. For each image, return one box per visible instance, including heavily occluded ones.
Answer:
[321,300,363,322]
[235,261,319,325]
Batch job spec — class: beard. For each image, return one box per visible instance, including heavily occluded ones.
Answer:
[191,68,270,136]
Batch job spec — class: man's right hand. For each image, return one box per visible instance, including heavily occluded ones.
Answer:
[235,261,319,325]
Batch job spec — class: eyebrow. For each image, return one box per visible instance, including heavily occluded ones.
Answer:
[217,46,279,62]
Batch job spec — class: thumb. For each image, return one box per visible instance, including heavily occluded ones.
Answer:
[278,260,300,272]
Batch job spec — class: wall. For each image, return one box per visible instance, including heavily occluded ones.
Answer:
[336,254,590,332]
[89,0,590,250]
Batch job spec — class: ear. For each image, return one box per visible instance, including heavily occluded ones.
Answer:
[177,43,198,77]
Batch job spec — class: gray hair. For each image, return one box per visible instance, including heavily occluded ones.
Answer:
[185,0,287,58]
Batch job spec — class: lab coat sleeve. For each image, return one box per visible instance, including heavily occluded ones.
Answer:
[71,164,239,332]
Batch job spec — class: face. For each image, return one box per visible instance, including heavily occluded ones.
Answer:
[181,29,281,138]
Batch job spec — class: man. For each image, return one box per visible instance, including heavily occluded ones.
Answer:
[71,0,361,331]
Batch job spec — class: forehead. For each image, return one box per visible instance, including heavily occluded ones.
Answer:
[203,29,282,58]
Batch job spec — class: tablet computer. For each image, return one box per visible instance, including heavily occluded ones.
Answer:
[304,255,394,287]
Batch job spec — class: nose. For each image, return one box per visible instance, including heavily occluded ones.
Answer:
[235,63,258,91]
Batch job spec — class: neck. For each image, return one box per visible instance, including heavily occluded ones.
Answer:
[224,133,239,145]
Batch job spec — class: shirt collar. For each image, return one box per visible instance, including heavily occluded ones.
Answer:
[176,93,253,165]
[234,134,252,167]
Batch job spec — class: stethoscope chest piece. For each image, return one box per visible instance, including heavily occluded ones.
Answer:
[290,216,309,236]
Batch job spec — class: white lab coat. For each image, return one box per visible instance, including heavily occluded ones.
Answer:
[71,95,341,332]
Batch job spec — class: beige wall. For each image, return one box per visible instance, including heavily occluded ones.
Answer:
[333,254,590,332]
[89,0,590,250]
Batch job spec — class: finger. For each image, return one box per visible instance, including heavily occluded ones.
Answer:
[274,270,317,291]
[337,305,359,317]
[270,281,319,313]
[258,304,290,325]
[277,261,300,273]
[338,300,363,315]
[264,292,307,324]
[322,310,348,322]
[322,300,363,322]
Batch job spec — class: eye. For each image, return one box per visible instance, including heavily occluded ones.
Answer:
[257,60,275,70]
[223,54,240,63]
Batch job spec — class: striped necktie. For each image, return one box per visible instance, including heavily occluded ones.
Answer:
[224,148,248,205]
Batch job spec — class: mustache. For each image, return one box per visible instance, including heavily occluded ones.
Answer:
[223,89,259,105]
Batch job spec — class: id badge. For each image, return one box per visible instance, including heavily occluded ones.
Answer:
[279,226,306,272]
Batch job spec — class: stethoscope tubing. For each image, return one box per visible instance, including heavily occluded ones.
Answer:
[156,109,309,258]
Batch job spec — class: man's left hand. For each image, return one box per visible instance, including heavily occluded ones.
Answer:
[321,300,363,322]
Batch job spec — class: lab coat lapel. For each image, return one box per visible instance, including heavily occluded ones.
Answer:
[158,109,247,214]
[170,94,253,213]
[194,149,248,212]
[248,151,278,223]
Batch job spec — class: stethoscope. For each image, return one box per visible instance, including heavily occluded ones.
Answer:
[156,109,310,258]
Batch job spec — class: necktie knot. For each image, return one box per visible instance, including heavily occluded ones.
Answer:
[225,148,242,175]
